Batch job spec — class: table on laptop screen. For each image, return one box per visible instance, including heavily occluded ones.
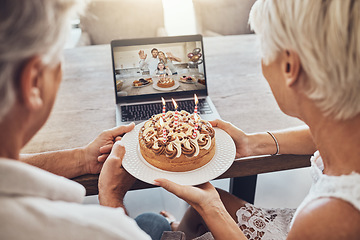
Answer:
[113,40,206,99]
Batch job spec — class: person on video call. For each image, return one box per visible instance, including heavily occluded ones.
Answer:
[0,1,171,239]
[155,62,172,76]
[138,48,160,75]
[158,51,181,75]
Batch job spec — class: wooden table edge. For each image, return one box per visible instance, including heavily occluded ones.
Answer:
[72,154,311,196]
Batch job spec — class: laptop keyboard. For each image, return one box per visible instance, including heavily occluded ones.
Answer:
[121,99,213,122]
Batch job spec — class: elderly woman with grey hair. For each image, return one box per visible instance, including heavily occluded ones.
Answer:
[0,1,172,239]
[155,0,360,239]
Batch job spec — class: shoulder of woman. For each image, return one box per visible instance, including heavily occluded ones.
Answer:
[288,197,360,239]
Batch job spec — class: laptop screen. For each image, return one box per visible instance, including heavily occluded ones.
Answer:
[111,35,208,104]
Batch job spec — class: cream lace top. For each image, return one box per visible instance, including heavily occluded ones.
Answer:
[236,151,360,240]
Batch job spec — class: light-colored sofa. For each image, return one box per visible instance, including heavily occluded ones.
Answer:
[192,0,256,36]
[79,0,167,45]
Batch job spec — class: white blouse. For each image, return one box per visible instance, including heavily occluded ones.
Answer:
[290,151,360,227]
[0,158,151,240]
[236,151,360,240]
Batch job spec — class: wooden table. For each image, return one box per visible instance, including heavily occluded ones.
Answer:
[21,34,311,198]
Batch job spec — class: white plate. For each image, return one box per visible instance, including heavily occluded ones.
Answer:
[133,82,152,88]
[132,79,153,88]
[179,76,196,84]
[122,122,236,186]
[152,80,180,91]
[179,79,196,84]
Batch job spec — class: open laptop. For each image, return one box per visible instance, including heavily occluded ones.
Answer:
[111,34,221,126]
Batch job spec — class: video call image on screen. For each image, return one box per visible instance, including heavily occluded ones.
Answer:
[113,41,206,97]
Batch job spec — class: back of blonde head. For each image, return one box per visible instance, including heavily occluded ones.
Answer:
[249,0,360,120]
[0,0,86,122]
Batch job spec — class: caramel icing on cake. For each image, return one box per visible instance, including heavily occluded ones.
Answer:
[139,110,216,172]
[157,77,175,88]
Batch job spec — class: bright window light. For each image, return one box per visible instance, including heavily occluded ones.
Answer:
[162,0,197,36]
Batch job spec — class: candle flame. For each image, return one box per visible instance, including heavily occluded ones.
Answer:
[161,97,165,105]
[194,94,198,105]
[172,98,178,109]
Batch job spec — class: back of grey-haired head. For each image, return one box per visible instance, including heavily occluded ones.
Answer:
[0,0,86,122]
[249,0,360,120]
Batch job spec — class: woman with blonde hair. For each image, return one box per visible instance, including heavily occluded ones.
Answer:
[158,51,181,75]
[156,0,360,239]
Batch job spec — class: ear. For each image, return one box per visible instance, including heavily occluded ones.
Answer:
[282,50,301,87]
[19,56,44,110]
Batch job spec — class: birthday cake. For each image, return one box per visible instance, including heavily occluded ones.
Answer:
[157,77,175,88]
[138,110,216,172]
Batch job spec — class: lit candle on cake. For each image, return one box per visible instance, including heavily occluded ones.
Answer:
[194,94,198,115]
[160,117,167,143]
[192,114,198,138]
[161,97,166,119]
[172,98,179,127]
